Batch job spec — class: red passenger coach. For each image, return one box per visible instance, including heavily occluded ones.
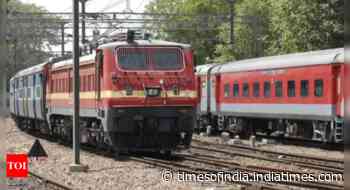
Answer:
[197,48,344,143]
[45,37,197,155]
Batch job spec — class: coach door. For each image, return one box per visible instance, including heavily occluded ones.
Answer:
[199,76,208,113]
[15,79,19,115]
[34,73,43,120]
[9,80,14,114]
[334,65,344,117]
[27,75,35,119]
[209,75,220,113]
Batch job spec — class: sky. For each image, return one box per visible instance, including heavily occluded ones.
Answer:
[22,0,151,12]
[20,0,153,53]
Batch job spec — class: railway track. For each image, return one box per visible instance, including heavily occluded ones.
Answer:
[192,139,344,173]
[19,128,344,190]
[254,134,343,151]
[130,154,343,190]
[29,171,72,190]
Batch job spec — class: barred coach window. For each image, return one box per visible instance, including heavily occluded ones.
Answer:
[264,81,271,97]
[275,80,282,97]
[253,82,260,97]
[224,83,230,97]
[233,83,239,97]
[243,83,249,97]
[301,80,309,97]
[314,79,323,97]
[288,80,295,97]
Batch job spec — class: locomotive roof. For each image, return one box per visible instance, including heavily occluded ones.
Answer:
[98,40,191,49]
[12,62,47,79]
[212,48,344,74]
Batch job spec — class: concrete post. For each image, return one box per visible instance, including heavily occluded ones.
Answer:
[0,0,8,116]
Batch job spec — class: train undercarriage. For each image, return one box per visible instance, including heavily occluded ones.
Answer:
[197,114,344,144]
[11,107,195,157]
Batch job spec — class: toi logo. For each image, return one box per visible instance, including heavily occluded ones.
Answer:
[6,154,28,178]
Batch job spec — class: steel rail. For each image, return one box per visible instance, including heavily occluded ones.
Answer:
[192,139,343,164]
[29,171,73,190]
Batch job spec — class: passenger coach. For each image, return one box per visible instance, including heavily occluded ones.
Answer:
[197,48,344,143]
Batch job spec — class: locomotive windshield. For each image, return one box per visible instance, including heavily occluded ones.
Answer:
[118,51,147,70]
[117,47,183,71]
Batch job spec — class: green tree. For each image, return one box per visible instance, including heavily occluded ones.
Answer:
[267,0,343,55]
[146,0,343,64]
[145,0,229,64]
[6,0,62,75]
[214,0,272,63]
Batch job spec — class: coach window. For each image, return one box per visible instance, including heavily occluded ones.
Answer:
[300,80,309,97]
[224,83,230,97]
[253,82,260,97]
[233,83,239,97]
[314,79,323,97]
[243,83,249,97]
[264,81,271,97]
[288,80,295,97]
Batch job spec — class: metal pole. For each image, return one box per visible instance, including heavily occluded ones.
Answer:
[61,23,65,56]
[0,0,7,115]
[229,0,235,46]
[72,0,80,165]
[81,0,86,45]
[126,0,131,12]
[13,39,16,69]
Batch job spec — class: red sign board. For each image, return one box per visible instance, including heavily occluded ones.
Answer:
[6,154,28,178]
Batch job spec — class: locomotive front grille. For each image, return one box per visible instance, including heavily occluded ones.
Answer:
[114,116,177,134]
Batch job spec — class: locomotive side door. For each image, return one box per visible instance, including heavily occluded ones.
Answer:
[95,50,103,109]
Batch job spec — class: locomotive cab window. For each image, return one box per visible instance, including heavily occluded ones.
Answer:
[264,81,271,97]
[118,50,147,70]
[154,50,183,70]
[288,80,295,97]
[224,83,230,97]
[233,83,239,97]
[253,82,260,97]
[243,83,249,97]
[314,79,323,97]
[300,80,309,97]
[117,48,183,71]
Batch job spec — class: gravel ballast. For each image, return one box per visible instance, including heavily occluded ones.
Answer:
[1,117,344,190]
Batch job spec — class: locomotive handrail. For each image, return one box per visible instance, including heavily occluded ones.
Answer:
[160,80,168,105]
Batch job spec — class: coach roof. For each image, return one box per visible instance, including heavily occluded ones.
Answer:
[195,64,217,75]
[212,48,344,74]
[51,54,95,70]
[12,62,47,78]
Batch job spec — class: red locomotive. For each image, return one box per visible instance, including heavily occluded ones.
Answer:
[196,48,344,143]
[10,31,197,155]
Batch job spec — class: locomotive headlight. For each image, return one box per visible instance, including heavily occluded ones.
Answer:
[125,85,133,96]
